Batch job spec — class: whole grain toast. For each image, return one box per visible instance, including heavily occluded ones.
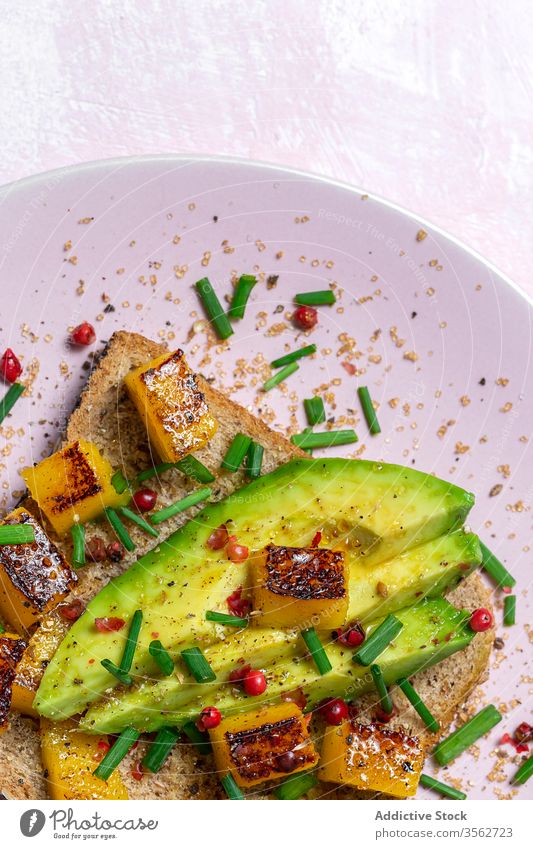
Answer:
[0,331,493,800]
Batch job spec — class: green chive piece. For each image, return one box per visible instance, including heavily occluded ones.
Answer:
[93,726,140,780]
[221,434,252,472]
[70,523,86,567]
[370,664,393,714]
[271,344,317,369]
[221,773,245,800]
[512,755,533,785]
[353,614,403,666]
[228,274,257,320]
[397,677,440,733]
[294,290,336,306]
[120,609,143,674]
[100,658,133,686]
[0,382,25,425]
[245,441,264,479]
[419,774,467,800]
[149,639,175,676]
[0,622,5,634]
[142,726,180,773]
[290,429,358,450]
[274,771,318,800]
[205,610,249,628]
[301,627,332,675]
[105,507,136,552]
[357,386,381,435]
[181,721,212,754]
[195,277,234,340]
[303,396,325,426]
[119,506,159,539]
[433,704,502,766]
[504,595,516,626]
[263,362,299,392]
[480,541,516,588]
[181,646,217,682]
[150,487,212,524]
[0,524,36,545]
[175,455,215,483]
[136,462,177,483]
[111,469,130,495]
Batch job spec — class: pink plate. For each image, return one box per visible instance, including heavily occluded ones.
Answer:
[0,156,531,799]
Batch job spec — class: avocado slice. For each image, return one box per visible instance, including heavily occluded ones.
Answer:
[80,597,474,733]
[36,458,474,719]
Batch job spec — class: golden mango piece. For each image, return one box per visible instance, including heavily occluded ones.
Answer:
[124,350,217,462]
[21,440,129,536]
[41,718,128,800]
[0,509,77,630]
[251,544,349,629]
[0,632,27,733]
[12,609,71,716]
[209,701,318,788]
[318,721,424,798]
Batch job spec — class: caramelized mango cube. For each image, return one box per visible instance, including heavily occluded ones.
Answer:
[251,545,348,629]
[318,721,424,798]
[209,701,318,788]
[11,609,71,716]
[21,440,129,536]
[0,509,77,630]
[0,632,27,733]
[41,718,128,800]
[124,350,217,462]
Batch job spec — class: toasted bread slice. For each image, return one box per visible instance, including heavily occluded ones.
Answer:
[0,332,493,800]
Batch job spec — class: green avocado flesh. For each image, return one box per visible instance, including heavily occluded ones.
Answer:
[80,597,473,733]
[36,457,475,720]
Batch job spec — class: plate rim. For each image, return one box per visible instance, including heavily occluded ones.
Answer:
[1,151,531,309]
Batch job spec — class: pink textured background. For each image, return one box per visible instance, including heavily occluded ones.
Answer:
[1,0,531,296]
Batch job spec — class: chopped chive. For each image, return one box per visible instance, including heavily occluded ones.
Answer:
[271,344,317,369]
[175,455,215,484]
[136,462,177,483]
[303,396,325,426]
[195,277,234,340]
[301,627,332,675]
[221,434,252,472]
[118,506,159,539]
[512,755,533,785]
[274,771,318,800]
[142,726,180,773]
[105,507,136,552]
[228,274,257,320]
[245,441,264,479]
[0,382,25,425]
[221,773,245,800]
[93,726,140,780]
[205,610,249,628]
[294,290,335,306]
[262,362,299,392]
[150,487,212,524]
[397,677,440,733]
[0,524,36,545]
[290,429,358,450]
[357,386,381,435]
[353,614,403,666]
[100,658,133,686]
[120,609,143,674]
[111,469,130,495]
[370,664,393,714]
[480,541,516,588]
[0,622,4,633]
[419,774,467,800]
[181,720,212,754]
[503,595,516,626]
[149,639,175,676]
[181,646,217,682]
[433,704,502,766]
[70,523,86,567]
